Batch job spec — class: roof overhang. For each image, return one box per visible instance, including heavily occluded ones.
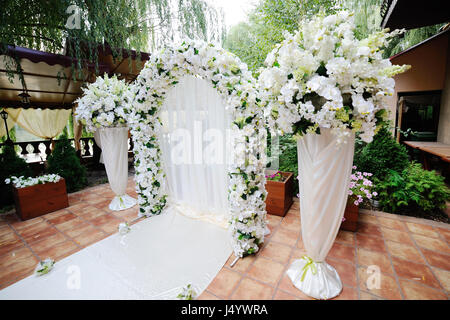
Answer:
[381,0,450,30]
[0,45,149,110]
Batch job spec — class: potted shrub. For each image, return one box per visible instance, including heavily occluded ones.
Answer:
[264,169,294,217]
[340,166,377,232]
[5,174,69,220]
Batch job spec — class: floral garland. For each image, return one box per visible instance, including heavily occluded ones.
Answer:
[259,11,410,144]
[129,39,267,257]
[5,174,61,188]
[74,74,133,133]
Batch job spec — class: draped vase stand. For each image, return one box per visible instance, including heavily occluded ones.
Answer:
[288,128,355,300]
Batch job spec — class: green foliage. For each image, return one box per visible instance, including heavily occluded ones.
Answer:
[46,136,87,192]
[344,0,444,57]
[224,0,338,72]
[354,127,409,182]
[267,134,299,193]
[377,163,450,215]
[1,0,224,81]
[225,0,443,72]
[0,145,33,205]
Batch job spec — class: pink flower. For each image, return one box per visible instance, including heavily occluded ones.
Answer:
[373,192,378,197]
[352,165,357,169]
[348,190,353,195]
[354,200,359,206]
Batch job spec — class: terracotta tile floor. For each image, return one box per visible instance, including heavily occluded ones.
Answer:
[0,179,142,290]
[1,178,449,299]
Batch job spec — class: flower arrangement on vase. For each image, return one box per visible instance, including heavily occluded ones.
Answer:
[5,174,61,188]
[348,166,377,206]
[74,74,133,132]
[258,10,410,144]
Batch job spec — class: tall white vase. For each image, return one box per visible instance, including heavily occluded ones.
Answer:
[98,126,136,211]
[287,128,354,300]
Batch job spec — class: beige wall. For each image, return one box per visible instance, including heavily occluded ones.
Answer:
[386,32,449,140]
[438,37,450,144]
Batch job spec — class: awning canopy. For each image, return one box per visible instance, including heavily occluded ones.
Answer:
[0,45,150,110]
[381,0,450,30]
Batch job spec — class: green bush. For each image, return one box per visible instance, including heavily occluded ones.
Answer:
[0,145,33,205]
[46,137,87,192]
[354,127,410,182]
[377,162,450,215]
[267,134,299,194]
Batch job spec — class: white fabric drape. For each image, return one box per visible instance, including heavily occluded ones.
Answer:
[287,128,355,300]
[98,126,136,211]
[6,108,71,139]
[93,130,104,164]
[159,75,231,228]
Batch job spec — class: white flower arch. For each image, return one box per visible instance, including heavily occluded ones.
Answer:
[127,40,267,257]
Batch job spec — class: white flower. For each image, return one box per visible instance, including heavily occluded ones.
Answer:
[118,222,131,235]
[259,11,408,143]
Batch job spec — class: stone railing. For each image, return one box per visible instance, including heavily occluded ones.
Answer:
[0,138,134,163]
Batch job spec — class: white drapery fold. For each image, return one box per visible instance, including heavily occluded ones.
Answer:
[98,126,136,211]
[287,128,355,300]
[6,108,71,139]
[159,75,231,227]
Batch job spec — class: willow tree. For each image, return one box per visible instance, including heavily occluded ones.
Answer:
[0,0,224,80]
[224,0,339,73]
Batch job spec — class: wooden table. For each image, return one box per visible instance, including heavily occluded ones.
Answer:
[403,141,450,170]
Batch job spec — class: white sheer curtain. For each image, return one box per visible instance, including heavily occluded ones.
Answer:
[159,76,231,228]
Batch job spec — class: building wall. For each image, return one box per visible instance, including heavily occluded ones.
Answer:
[386,32,449,140]
[437,36,450,144]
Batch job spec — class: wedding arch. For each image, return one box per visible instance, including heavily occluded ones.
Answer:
[127,40,268,257]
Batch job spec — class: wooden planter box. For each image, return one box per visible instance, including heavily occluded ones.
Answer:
[340,199,359,232]
[264,170,294,217]
[12,178,69,221]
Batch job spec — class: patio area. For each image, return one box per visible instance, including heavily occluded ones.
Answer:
[0,178,449,300]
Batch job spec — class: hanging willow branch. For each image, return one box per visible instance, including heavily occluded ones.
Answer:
[0,0,225,82]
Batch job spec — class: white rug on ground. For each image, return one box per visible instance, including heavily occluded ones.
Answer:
[0,206,232,299]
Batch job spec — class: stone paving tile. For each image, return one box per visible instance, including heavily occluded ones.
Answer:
[1,184,449,300]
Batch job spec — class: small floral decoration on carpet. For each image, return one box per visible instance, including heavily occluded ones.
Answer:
[129,39,267,257]
[177,283,196,300]
[35,258,55,276]
[259,11,410,144]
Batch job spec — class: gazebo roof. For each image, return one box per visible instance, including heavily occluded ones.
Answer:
[0,45,150,110]
[380,0,450,30]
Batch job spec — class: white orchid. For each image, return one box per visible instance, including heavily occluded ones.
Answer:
[259,11,410,143]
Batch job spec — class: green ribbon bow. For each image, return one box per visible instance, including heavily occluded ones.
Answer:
[300,256,317,282]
